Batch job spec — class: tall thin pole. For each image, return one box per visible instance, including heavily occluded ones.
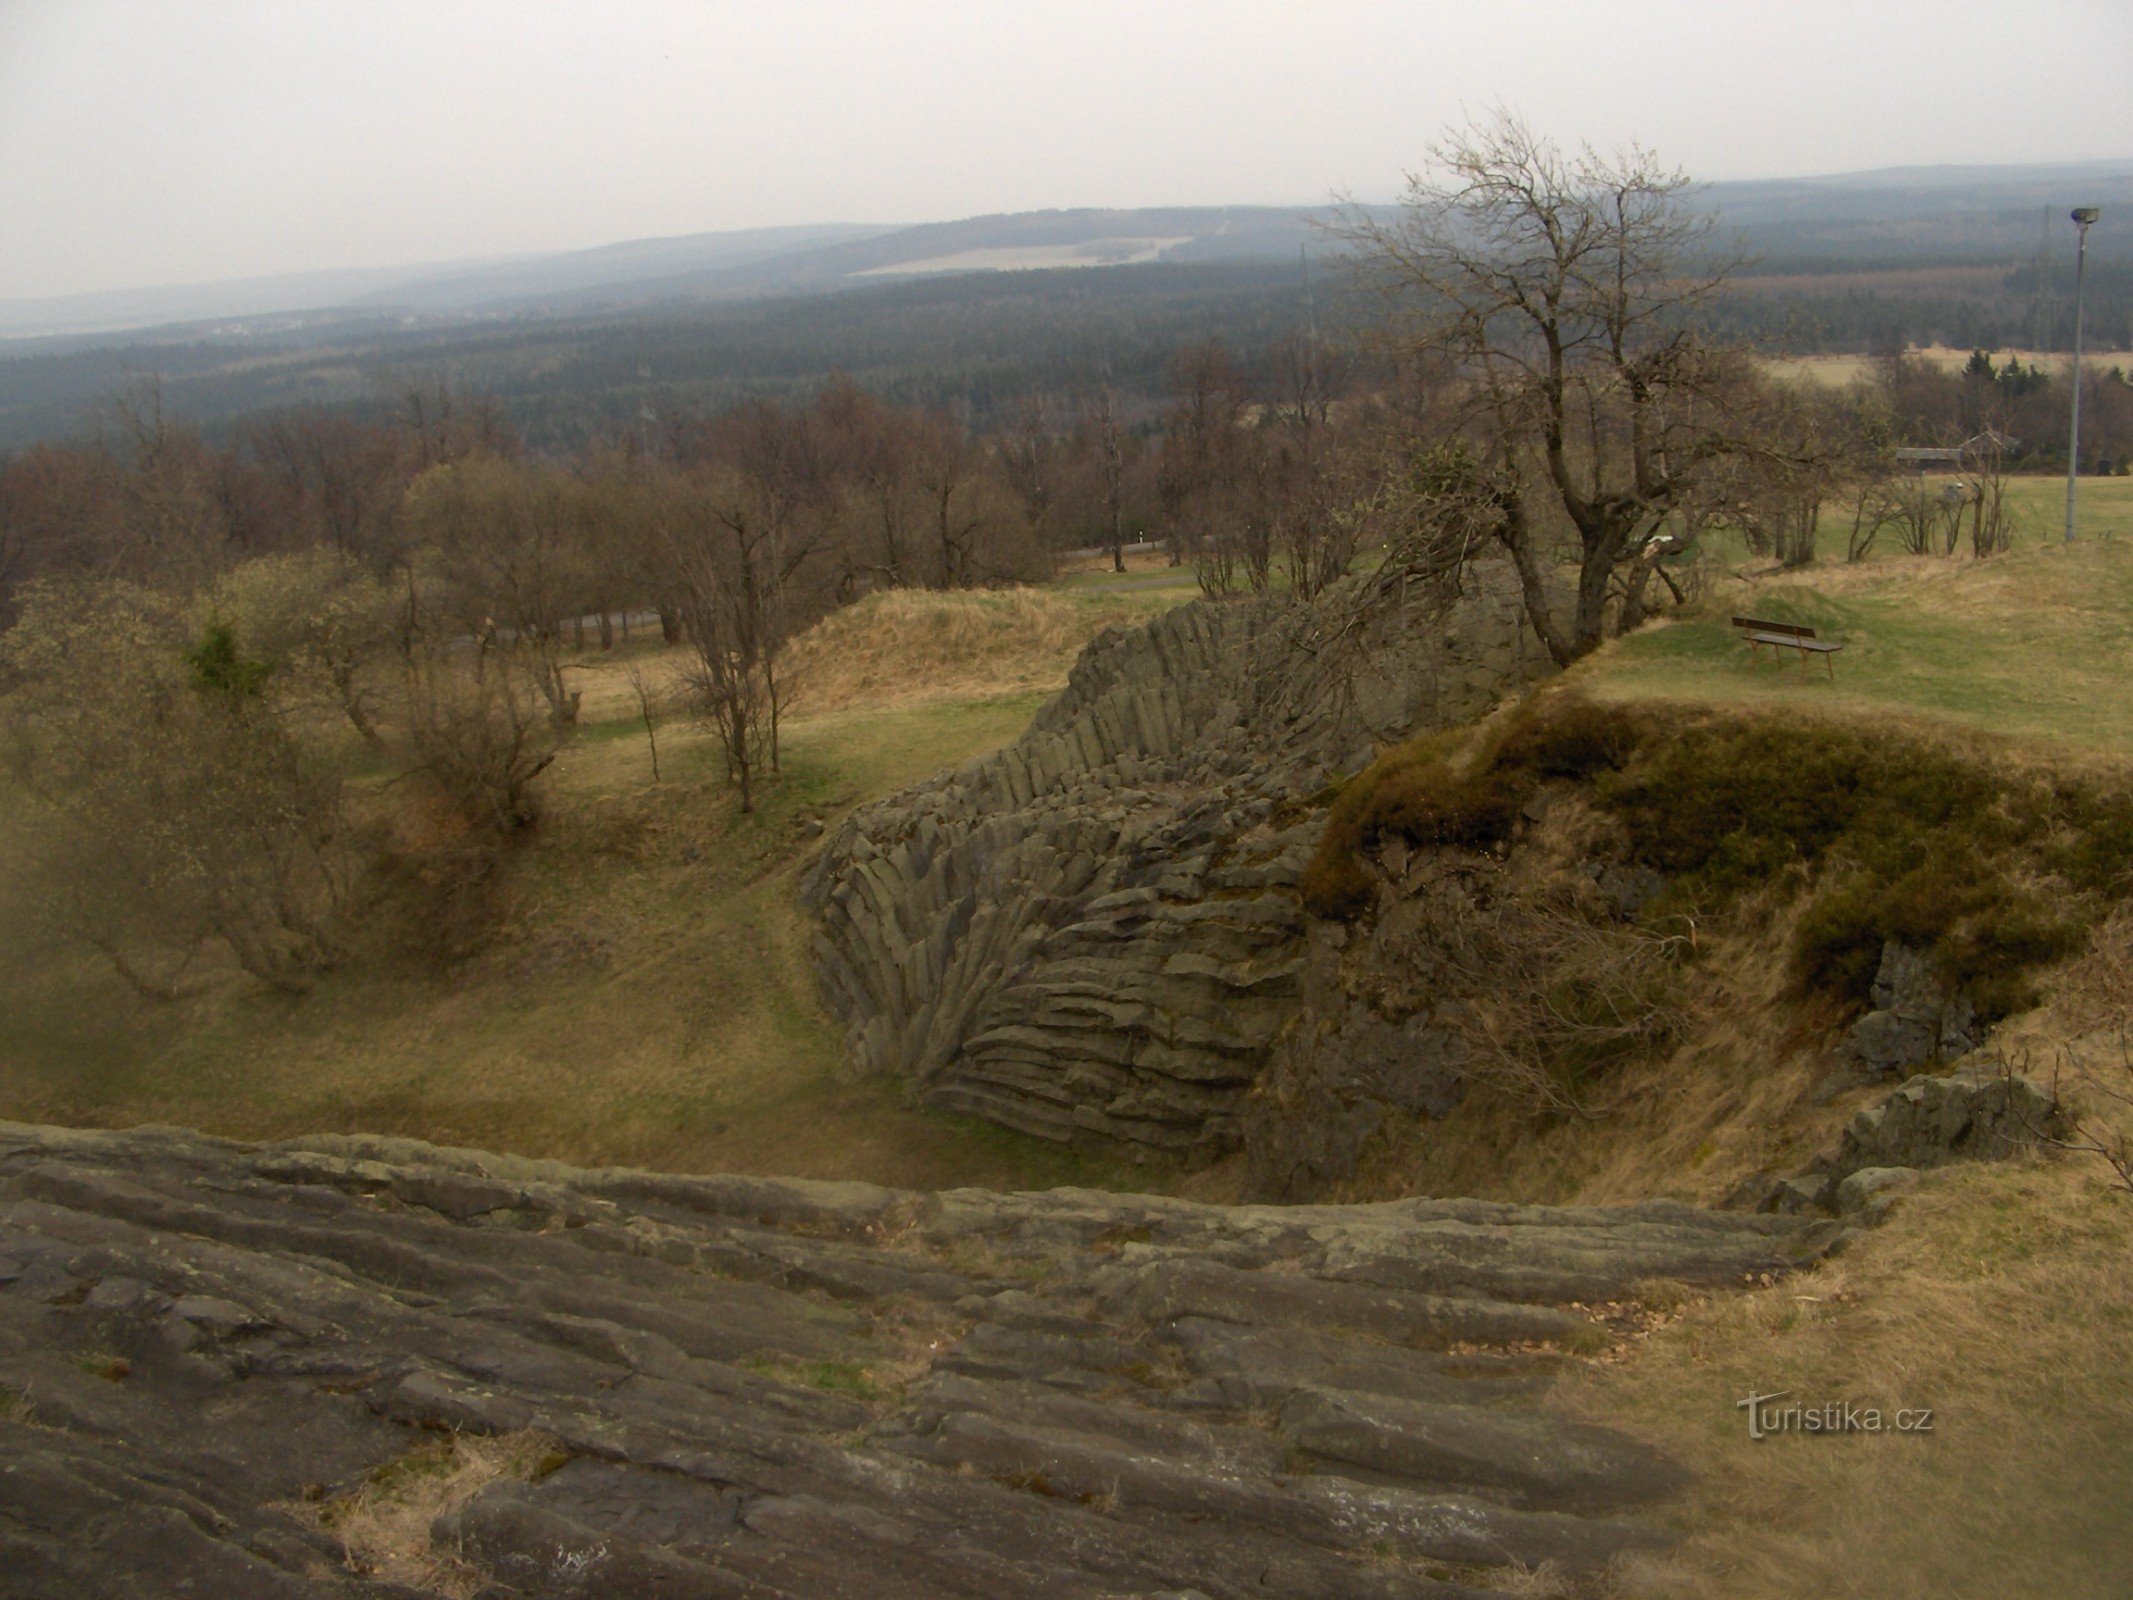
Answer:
[2064,209,2097,543]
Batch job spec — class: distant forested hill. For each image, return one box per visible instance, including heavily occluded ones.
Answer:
[1,164,2127,451]
[0,262,1326,452]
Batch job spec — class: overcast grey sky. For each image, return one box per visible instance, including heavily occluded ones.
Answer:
[3,0,2129,300]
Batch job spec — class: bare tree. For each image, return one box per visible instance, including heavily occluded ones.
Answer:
[997,395,1063,554]
[405,456,589,725]
[656,467,813,812]
[392,567,558,837]
[1157,343,1255,592]
[1341,112,1756,664]
[1085,391,1132,574]
[623,661,665,783]
[246,408,406,568]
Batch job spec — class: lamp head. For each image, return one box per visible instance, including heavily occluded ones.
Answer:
[2072,206,2101,226]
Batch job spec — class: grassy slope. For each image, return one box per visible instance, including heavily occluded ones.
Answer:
[3,485,2128,1585]
[1555,477,2133,1598]
[0,584,1185,1192]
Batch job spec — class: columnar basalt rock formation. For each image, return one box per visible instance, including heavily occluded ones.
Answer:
[803,566,1554,1158]
[0,1122,1840,1598]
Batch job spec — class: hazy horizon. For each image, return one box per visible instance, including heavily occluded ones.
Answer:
[4,0,2131,304]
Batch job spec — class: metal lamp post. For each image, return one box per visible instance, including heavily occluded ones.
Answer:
[2064,206,2100,543]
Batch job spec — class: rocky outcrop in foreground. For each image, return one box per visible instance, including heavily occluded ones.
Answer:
[0,1122,1837,1598]
[803,568,1553,1160]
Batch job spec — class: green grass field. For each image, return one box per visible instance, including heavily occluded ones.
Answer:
[1585,477,2133,759]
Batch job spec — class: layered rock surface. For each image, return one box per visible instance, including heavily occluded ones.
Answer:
[0,1121,1839,1598]
[802,567,1553,1158]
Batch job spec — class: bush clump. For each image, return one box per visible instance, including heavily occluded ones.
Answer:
[1299,732,1521,917]
[1303,693,2133,1023]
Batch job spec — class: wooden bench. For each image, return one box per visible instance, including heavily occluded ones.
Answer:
[1732,616,1843,679]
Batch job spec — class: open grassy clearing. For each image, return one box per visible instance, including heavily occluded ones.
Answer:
[1587,477,2133,757]
[780,583,1178,713]
[0,583,1186,1191]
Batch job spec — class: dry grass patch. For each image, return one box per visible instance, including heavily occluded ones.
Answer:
[1571,1157,2133,1599]
[782,585,1167,714]
[297,1431,565,1596]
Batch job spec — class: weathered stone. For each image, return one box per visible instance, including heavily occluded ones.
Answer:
[1762,1175,1832,1215]
[1825,1061,2060,1180]
[1280,1384,1689,1512]
[1244,985,1469,1202]
[1840,941,1980,1075]
[1833,1166,1918,1218]
[802,564,1556,1158]
[1752,1062,2063,1218]
[0,1120,1837,1597]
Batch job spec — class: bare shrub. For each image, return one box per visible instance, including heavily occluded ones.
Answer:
[396,628,557,837]
[2008,1045,2133,1195]
[1433,888,1696,1118]
[1,577,358,995]
[654,468,805,814]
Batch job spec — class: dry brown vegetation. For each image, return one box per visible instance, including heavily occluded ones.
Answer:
[1576,1156,2133,1598]
[290,1431,565,1597]
[1327,892,1856,1210]
[781,584,1162,714]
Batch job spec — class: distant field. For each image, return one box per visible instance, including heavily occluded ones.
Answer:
[1766,345,2133,386]
[854,237,1194,276]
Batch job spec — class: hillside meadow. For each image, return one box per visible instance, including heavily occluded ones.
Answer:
[2,477,2129,1591]
[0,583,1185,1192]
[3,480,2131,1196]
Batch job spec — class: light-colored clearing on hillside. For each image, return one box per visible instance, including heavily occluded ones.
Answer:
[1767,345,2133,386]
[555,583,1177,729]
[781,584,1168,714]
[854,237,1191,276]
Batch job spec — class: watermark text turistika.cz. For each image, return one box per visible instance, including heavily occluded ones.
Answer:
[1736,1390,1933,1440]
